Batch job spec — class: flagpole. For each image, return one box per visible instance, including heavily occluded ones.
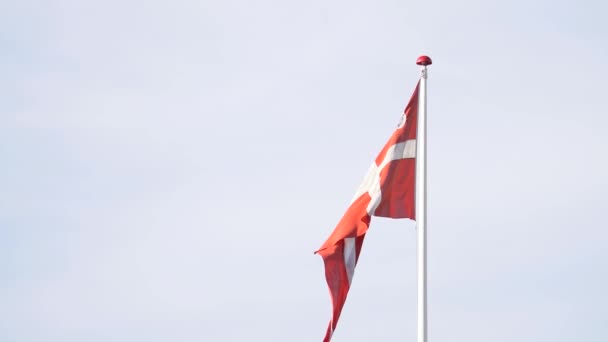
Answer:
[415,55,432,342]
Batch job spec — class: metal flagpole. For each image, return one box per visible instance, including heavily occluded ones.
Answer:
[415,55,432,342]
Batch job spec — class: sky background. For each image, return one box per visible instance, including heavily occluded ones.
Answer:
[2,0,608,341]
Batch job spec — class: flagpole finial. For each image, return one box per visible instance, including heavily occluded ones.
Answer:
[416,56,432,66]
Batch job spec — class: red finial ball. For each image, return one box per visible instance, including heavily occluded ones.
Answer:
[416,55,432,66]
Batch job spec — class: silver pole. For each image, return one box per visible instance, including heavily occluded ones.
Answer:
[415,55,431,342]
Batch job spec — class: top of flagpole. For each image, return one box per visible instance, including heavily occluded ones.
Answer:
[416,55,432,66]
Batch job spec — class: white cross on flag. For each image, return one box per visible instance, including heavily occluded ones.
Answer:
[315,82,419,341]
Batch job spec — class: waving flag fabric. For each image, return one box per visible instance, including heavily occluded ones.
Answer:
[316,83,419,341]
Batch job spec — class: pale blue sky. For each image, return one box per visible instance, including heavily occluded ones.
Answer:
[2,1,608,341]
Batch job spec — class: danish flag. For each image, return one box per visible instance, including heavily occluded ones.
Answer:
[316,83,419,341]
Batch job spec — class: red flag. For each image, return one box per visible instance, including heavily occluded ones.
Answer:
[316,83,419,341]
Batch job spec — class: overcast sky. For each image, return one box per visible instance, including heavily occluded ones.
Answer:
[2,0,608,341]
